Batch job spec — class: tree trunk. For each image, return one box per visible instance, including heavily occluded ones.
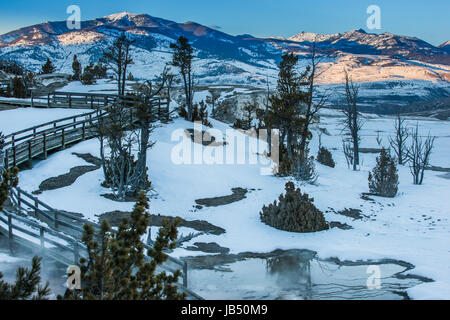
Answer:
[286,128,293,159]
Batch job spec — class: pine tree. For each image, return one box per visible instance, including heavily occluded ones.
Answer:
[0,167,18,211]
[260,182,328,233]
[171,36,194,121]
[368,148,399,197]
[81,63,95,85]
[0,256,51,300]
[242,98,257,130]
[11,77,26,98]
[41,58,55,74]
[93,62,107,79]
[317,147,335,168]
[62,191,185,300]
[72,55,82,81]
[265,53,311,176]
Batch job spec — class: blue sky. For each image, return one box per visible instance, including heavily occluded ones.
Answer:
[0,0,448,46]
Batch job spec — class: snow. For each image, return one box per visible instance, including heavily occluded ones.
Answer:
[57,31,106,46]
[0,107,88,136]
[58,79,125,94]
[14,108,450,300]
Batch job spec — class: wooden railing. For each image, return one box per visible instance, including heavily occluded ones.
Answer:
[5,187,201,298]
[30,90,122,109]
[0,90,171,113]
[2,108,108,168]
[0,209,83,266]
[2,96,170,169]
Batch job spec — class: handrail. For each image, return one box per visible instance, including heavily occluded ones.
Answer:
[0,209,82,265]
[0,95,196,296]
[2,109,108,148]
[10,186,188,284]
[3,109,99,139]
[3,96,169,150]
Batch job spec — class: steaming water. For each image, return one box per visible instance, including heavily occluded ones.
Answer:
[0,235,67,298]
[0,235,423,300]
[187,252,423,300]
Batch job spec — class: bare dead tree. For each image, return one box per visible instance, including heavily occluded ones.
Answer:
[298,41,331,155]
[165,73,176,110]
[389,113,409,165]
[101,32,135,96]
[95,102,137,200]
[131,68,169,191]
[406,124,435,185]
[265,73,272,156]
[93,69,169,200]
[342,139,354,169]
[341,70,362,171]
[376,131,383,147]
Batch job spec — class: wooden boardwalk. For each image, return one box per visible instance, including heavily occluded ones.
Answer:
[0,91,202,298]
[0,186,202,299]
[31,90,123,109]
[2,92,171,169]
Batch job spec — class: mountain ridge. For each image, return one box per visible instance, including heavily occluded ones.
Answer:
[0,12,449,87]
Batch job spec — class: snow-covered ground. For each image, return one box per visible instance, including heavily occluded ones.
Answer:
[58,79,134,94]
[0,107,89,136]
[9,108,450,299]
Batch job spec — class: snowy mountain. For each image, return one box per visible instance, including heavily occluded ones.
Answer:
[0,12,449,112]
[0,12,281,85]
[288,29,450,65]
[439,41,450,54]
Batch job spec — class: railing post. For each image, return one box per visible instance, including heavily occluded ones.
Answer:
[4,149,9,169]
[31,91,34,108]
[17,189,21,209]
[34,198,39,218]
[12,146,16,167]
[54,210,58,229]
[47,93,50,108]
[73,117,77,129]
[91,96,94,109]
[8,215,13,253]
[82,122,86,140]
[74,241,79,265]
[28,141,32,168]
[43,133,47,159]
[68,94,72,108]
[61,128,65,149]
[183,261,188,288]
